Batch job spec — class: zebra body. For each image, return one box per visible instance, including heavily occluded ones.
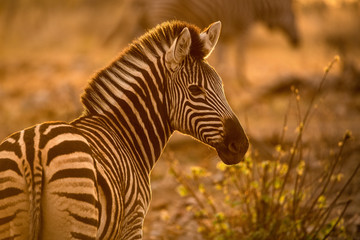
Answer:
[0,122,99,239]
[0,21,249,239]
[141,0,299,44]
[107,0,299,83]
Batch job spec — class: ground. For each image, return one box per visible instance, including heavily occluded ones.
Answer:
[0,1,359,239]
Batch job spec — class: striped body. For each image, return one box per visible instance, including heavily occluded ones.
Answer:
[0,122,99,239]
[0,21,249,239]
[107,0,299,82]
[141,0,299,44]
[143,0,300,82]
[109,0,299,45]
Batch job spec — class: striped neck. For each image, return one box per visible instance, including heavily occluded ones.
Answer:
[77,21,208,172]
[79,44,172,172]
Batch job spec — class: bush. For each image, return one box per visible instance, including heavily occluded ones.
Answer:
[167,56,359,240]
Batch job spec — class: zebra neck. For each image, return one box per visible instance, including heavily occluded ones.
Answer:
[78,56,172,172]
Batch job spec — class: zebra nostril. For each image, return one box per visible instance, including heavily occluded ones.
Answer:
[228,141,241,154]
[218,117,249,164]
[223,117,248,154]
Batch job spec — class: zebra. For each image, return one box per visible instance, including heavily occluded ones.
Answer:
[139,0,299,45]
[0,21,249,239]
[106,0,300,84]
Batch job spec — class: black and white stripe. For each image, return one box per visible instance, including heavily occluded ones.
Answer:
[0,122,99,239]
[0,21,249,239]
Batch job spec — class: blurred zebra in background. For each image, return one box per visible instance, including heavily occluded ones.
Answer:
[0,21,249,239]
[106,0,300,84]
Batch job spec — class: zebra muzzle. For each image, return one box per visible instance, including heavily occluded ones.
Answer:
[216,117,249,165]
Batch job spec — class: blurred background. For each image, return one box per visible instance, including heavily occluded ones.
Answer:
[0,0,359,239]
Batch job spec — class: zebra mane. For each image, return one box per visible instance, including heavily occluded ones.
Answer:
[128,20,208,60]
[80,21,209,115]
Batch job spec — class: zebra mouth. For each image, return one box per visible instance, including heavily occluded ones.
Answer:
[214,132,249,165]
[216,148,241,165]
[215,117,249,165]
[215,143,247,165]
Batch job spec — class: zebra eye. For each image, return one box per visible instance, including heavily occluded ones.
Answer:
[188,84,205,96]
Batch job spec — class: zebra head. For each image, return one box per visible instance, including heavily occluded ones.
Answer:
[164,21,249,165]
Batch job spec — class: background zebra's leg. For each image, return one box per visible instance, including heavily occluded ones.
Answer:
[213,36,249,88]
[232,36,249,86]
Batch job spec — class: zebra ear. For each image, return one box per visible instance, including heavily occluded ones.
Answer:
[200,21,221,59]
[165,27,192,71]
